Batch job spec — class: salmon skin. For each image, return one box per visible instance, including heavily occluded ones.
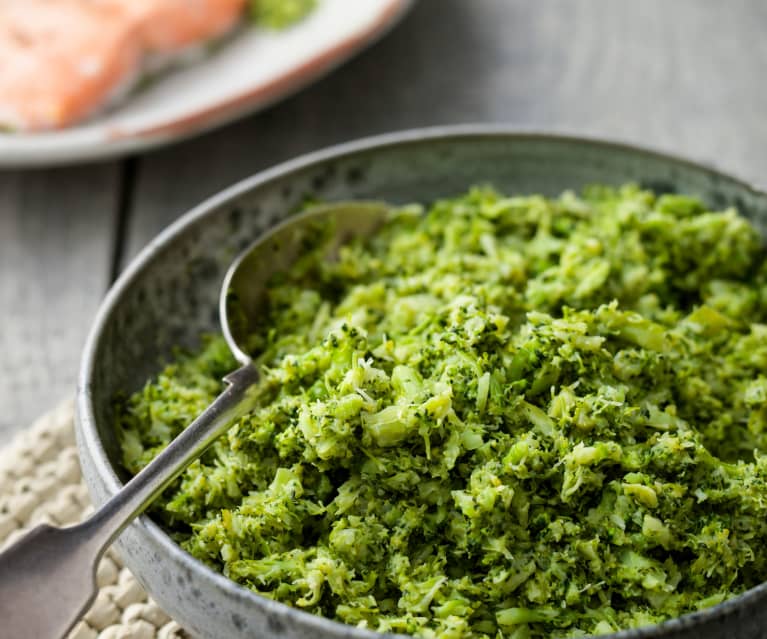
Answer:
[0,0,246,132]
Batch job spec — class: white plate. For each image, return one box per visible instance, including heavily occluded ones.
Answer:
[0,0,412,168]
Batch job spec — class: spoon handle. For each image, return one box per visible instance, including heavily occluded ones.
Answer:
[0,363,259,639]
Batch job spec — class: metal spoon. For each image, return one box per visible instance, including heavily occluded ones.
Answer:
[0,201,389,639]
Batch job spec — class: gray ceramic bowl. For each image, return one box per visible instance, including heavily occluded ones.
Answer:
[77,126,767,639]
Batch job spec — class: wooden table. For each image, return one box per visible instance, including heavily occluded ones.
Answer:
[2,0,767,439]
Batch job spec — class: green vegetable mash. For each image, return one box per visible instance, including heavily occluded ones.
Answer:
[117,185,767,638]
[251,0,317,29]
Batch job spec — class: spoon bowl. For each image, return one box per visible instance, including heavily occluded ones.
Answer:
[221,201,389,365]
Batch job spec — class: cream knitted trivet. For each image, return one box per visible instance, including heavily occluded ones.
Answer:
[0,401,190,639]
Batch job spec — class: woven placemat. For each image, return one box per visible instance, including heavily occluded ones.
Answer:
[0,401,191,639]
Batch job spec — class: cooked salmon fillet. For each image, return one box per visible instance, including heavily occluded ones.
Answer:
[127,0,247,54]
[0,2,141,131]
[0,0,246,132]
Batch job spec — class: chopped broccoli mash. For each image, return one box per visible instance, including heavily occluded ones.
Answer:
[116,185,767,638]
[251,0,317,29]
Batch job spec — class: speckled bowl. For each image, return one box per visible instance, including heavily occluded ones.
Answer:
[77,126,767,639]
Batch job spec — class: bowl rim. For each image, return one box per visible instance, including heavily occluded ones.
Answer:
[76,124,767,639]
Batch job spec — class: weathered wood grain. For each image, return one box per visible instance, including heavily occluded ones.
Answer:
[123,0,767,263]
[0,165,121,437]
